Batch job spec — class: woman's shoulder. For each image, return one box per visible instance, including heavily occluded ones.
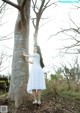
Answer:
[35,53,39,55]
[34,53,40,57]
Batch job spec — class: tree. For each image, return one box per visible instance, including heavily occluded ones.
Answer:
[2,0,31,108]
[0,1,6,21]
[0,50,8,72]
[0,2,14,41]
[0,1,8,41]
[51,68,63,80]
[48,13,80,54]
[32,0,56,45]
[60,56,80,90]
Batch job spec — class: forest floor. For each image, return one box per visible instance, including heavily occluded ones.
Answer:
[0,91,80,113]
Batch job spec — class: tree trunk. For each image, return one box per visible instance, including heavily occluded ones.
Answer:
[8,0,31,108]
[32,0,46,45]
[33,13,41,45]
[34,27,38,45]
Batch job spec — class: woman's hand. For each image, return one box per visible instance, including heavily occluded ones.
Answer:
[23,52,33,64]
[27,60,33,64]
[23,51,27,57]
[24,56,33,64]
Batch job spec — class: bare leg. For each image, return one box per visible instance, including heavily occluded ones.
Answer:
[32,89,37,104]
[37,89,41,104]
[32,89,37,100]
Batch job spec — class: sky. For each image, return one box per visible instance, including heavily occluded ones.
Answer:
[0,0,80,75]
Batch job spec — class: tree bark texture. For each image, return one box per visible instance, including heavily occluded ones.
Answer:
[8,0,31,108]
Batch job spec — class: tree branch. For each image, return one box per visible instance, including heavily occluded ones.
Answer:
[32,0,38,14]
[43,1,57,11]
[21,0,27,8]
[48,27,80,41]
[0,37,12,41]
[0,2,6,9]
[0,66,8,72]
[31,18,36,28]
[44,0,51,7]
[61,51,79,54]
[44,2,57,10]
[39,0,45,14]
[69,13,79,29]
[2,0,20,9]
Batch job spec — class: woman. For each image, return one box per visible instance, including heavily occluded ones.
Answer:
[23,45,46,105]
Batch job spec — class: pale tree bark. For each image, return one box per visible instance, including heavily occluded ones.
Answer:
[2,0,31,108]
[32,0,57,45]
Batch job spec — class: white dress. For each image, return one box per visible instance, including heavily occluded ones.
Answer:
[27,53,46,93]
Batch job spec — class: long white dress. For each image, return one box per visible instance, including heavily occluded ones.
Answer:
[27,53,46,93]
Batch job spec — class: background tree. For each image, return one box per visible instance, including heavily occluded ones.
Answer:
[0,50,8,72]
[0,1,8,41]
[51,68,63,80]
[32,0,56,45]
[2,0,31,108]
[60,56,80,90]
[49,13,80,54]
[0,1,6,23]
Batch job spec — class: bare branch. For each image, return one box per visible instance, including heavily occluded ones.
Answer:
[48,27,80,40]
[32,0,38,14]
[73,4,80,9]
[0,66,8,72]
[0,37,12,41]
[32,0,35,6]
[1,0,20,9]
[69,13,79,29]
[0,2,6,10]
[43,1,57,11]
[34,0,37,6]
[39,0,45,15]
[61,51,79,54]
[39,18,53,28]
[0,31,13,41]
[31,18,36,28]
[44,0,51,7]
[59,41,80,55]
[1,44,13,50]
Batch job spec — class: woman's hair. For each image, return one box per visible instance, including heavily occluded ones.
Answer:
[34,45,44,68]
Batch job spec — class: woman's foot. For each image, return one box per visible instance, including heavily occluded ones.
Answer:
[37,100,41,105]
[33,99,37,105]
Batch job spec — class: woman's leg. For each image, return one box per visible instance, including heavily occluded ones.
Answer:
[37,89,41,104]
[32,89,37,100]
[32,89,37,104]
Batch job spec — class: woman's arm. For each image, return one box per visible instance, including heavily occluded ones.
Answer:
[25,58,33,64]
[23,54,33,64]
[23,52,29,57]
[23,52,36,58]
[27,60,33,64]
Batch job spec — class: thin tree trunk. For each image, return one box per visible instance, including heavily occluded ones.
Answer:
[34,26,38,45]
[33,16,40,45]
